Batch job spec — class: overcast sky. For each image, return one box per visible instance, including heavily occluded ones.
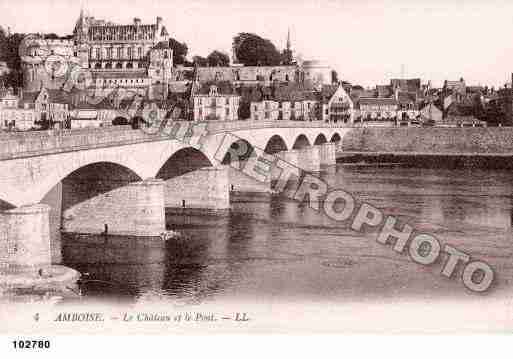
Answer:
[1,0,512,88]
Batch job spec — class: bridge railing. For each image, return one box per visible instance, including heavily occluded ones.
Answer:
[203,120,350,133]
[0,126,148,160]
[0,121,349,160]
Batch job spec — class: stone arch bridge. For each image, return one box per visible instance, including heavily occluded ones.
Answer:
[0,121,351,269]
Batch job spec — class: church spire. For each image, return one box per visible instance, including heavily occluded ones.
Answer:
[286,27,291,51]
[282,27,293,66]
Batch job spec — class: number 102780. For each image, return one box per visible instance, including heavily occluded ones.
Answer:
[12,340,50,349]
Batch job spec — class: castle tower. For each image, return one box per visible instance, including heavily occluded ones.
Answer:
[73,8,90,68]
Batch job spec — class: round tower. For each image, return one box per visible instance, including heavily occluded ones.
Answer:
[19,35,79,92]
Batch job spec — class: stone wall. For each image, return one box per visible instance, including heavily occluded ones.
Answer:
[341,127,513,155]
[227,162,271,194]
[297,147,321,172]
[163,167,230,210]
[62,178,165,236]
[0,204,51,272]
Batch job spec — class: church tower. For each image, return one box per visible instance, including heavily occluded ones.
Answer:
[282,28,294,65]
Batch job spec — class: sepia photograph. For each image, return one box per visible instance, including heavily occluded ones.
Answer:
[0,0,512,355]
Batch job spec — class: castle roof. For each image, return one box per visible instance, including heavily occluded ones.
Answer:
[359,97,398,106]
[153,41,170,50]
[88,24,158,42]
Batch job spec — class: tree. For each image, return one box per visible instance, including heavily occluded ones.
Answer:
[192,55,208,67]
[168,37,188,65]
[0,32,25,89]
[233,33,281,66]
[471,93,485,119]
[207,50,230,67]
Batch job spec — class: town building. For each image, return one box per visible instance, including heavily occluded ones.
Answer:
[321,84,354,123]
[250,83,353,123]
[0,61,9,77]
[396,92,421,122]
[443,78,467,102]
[419,103,443,125]
[192,83,240,121]
[0,87,36,130]
[357,97,398,124]
[0,87,19,109]
[19,87,70,129]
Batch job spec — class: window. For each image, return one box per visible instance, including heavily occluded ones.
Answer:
[117,48,122,59]
[95,48,101,59]
[138,47,142,59]
[128,47,133,59]
[226,108,230,117]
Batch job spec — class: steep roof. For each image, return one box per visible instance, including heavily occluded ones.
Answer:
[20,88,71,105]
[377,85,393,98]
[154,40,170,50]
[274,84,319,102]
[390,78,421,92]
[195,66,297,83]
[359,97,398,106]
[397,91,416,104]
[194,81,236,95]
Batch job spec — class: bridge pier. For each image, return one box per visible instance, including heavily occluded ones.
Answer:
[0,204,52,271]
[271,147,321,179]
[228,161,271,195]
[0,204,80,298]
[163,167,230,211]
[317,142,337,168]
[62,178,166,236]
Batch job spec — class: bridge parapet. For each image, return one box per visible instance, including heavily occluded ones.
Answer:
[0,121,350,160]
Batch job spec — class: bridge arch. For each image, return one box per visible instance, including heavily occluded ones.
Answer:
[220,138,256,169]
[292,134,311,150]
[9,149,150,207]
[264,134,288,154]
[112,116,130,126]
[330,133,342,143]
[0,199,16,211]
[314,133,328,145]
[59,161,143,213]
[156,147,214,180]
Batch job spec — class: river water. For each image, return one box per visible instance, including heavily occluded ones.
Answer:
[57,162,513,308]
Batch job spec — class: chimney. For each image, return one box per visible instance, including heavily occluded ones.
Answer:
[156,16,163,26]
[133,18,141,26]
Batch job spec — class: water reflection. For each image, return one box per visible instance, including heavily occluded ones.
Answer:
[61,163,513,304]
